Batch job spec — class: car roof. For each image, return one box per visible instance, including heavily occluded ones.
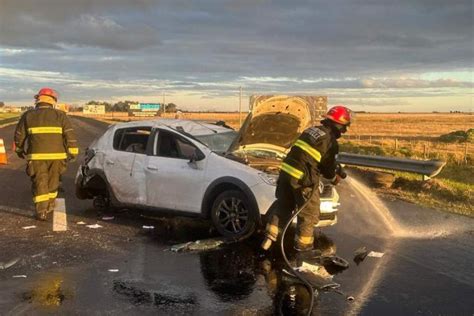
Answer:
[113,119,233,137]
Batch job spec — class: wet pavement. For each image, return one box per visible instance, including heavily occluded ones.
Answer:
[1,117,473,315]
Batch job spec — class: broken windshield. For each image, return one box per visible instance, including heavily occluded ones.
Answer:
[195,131,237,153]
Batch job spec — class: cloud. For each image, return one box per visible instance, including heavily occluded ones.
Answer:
[0,0,472,111]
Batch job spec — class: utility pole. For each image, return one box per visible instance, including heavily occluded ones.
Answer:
[239,86,242,127]
[163,91,166,114]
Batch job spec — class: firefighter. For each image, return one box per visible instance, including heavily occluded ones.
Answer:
[14,88,78,221]
[261,105,352,252]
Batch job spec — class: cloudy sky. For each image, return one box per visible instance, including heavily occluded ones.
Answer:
[0,0,472,111]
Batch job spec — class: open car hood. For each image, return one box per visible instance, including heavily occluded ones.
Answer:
[229,95,327,155]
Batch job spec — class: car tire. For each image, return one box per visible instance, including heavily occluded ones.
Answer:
[93,188,111,210]
[211,190,257,239]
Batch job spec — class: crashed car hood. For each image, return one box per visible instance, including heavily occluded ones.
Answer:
[229,95,327,154]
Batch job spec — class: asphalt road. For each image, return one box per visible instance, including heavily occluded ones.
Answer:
[0,116,473,315]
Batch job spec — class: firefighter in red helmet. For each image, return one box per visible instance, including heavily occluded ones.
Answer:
[14,88,78,221]
[261,105,352,252]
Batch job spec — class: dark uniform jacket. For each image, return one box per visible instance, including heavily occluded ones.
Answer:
[14,103,78,160]
[280,124,338,188]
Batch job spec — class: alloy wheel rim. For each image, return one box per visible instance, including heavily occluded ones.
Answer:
[217,197,249,234]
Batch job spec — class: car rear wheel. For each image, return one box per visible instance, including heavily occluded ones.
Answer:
[211,190,257,239]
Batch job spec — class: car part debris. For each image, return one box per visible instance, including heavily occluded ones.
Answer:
[31,252,46,258]
[353,246,369,265]
[13,275,27,278]
[142,225,155,229]
[22,225,36,230]
[367,251,384,258]
[0,257,20,270]
[346,295,355,301]
[86,224,103,229]
[321,255,349,269]
[76,221,86,225]
[102,216,114,221]
[108,269,119,272]
[170,237,225,253]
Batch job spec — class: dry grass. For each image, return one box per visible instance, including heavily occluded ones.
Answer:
[347,113,474,139]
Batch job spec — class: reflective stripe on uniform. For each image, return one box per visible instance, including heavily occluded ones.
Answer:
[33,194,50,203]
[294,139,321,162]
[296,235,314,245]
[27,127,63,134]
[265,224,279,238]
[27,153,67,160]
[49,191,58,199]
[280,162,304,180]
[68,147,79,155]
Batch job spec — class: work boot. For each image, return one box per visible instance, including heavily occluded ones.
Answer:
[36,212,47,221]
[294,243,314,252]
[47,200,56,214]
[295,249,322,265]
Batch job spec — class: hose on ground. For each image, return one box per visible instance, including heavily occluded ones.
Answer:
[279,183,319,316]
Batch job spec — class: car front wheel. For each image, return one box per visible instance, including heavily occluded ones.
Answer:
[211,190,257,239]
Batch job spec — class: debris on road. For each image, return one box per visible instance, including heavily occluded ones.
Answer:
[31,252,46,258]
[13,275,27,278]
[347,295,355,301]
[102,216,114,221]
[353,246,369,265]
[0,257,20,270]
[86,224,103,229]
[367,251,385,258]
[76,221,86,225]
[170,237,225,253]
[108,269,119,273]
[142,225,155,229]
[321,255,349,270]
[22,225,36,230]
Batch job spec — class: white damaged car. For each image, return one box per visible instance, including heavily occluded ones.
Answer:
[75,95,340,238]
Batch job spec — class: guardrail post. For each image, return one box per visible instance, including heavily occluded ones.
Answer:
[465,143,468,165]
[395,138,399,150]
[423,143,427,159]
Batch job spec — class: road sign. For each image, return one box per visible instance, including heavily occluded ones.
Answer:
[83,105,105,115]
[139,103,161,112]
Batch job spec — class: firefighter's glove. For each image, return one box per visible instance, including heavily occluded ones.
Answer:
[15,148,25,159]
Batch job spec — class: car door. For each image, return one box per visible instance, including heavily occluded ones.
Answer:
[104,126,151,205]
[144,128,207,213]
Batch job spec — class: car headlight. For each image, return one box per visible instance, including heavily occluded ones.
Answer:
[258,173,278,186]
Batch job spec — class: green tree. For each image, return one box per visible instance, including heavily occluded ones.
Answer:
[112,100,139,112]
[165,103,178,112]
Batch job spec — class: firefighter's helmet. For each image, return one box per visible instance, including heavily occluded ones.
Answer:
[325,105,352,126]
[34,87,58,101]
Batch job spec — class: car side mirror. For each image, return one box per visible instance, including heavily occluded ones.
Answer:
[189,149,205,163]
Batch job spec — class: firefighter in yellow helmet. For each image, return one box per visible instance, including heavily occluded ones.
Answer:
[14,88,78,220]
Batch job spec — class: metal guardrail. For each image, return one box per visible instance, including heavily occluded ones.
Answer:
[337,152,446,178]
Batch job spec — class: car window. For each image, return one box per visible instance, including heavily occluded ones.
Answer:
[113,127,151,154]
[195,131,237,153]
[154,130,197,159]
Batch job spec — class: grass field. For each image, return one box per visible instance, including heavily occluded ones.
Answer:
[0,113,21,125]
[338,113,473,216]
